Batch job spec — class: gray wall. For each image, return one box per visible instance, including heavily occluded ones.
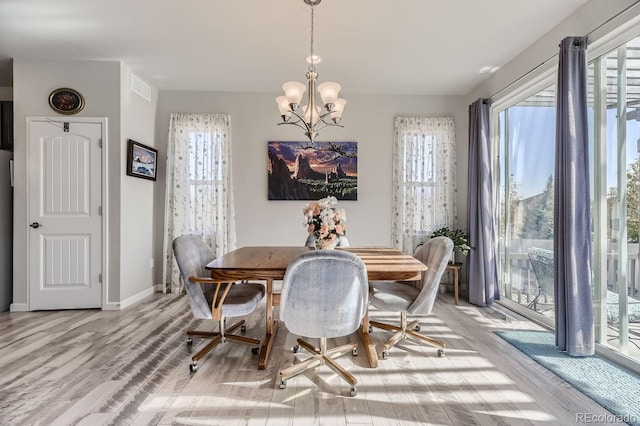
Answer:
[12,60,122,308]
[0,87,11,101]
[119,64,159,301]
[154,91,468,285]
[0,150,11,311]
[0,87,11,311]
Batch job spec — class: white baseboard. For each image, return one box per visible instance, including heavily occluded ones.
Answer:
[120,286,157,310]
[11,287,161,312]
[106,287,157,311]
[9,303,28,312]
[104,302,121,311]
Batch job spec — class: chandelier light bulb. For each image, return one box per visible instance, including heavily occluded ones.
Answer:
[275,96,292,120]
[302,104,322,126]
[282,81,306,109]
[330,98,347,123]
[317,82,341,108]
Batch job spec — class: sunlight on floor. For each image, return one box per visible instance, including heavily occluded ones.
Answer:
[473,409,556,422]
[139,394,289,411]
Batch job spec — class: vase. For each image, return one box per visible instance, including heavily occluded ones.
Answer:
[449,250,456,265]
[314,237,338,250]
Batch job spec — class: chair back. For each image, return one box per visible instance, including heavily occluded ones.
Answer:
[409,236,454,314]
[280,250,368,338]
[527,247,554,297]
[172,235,216,319]
[304,234,350,248]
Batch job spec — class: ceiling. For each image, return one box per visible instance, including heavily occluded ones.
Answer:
[0,0,591,96]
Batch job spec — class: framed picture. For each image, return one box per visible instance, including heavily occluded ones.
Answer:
[126,139,157,181]
[268,141,358,200]
[48,88,85,115]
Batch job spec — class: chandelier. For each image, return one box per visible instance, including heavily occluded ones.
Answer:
[275,0,346,142]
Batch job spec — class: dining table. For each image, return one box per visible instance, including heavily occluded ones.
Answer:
[205,246,427,369]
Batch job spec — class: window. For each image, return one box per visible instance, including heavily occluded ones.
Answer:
[162,113,236,293]
[391,117,456,254]
[186,130,225,235]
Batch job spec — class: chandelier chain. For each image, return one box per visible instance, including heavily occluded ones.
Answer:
[309,5,315,72]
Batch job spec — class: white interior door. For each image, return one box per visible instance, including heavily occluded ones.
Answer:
[28,119,103,310]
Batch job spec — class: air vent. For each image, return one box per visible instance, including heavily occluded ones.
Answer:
[130,73,151,102]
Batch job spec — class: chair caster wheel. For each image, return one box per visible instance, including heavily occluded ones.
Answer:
[293,344,300,353]
[381,350,389,360]
[252,347,260,355]
[279,380,287,389]
[368,326,373,333]
[241,324,247,333]
[186,337,193,345]
[437,349,445,357]
[352,347,358,356]
[189,362,198,373]
[349,386,357,397]
[413,324,421,332]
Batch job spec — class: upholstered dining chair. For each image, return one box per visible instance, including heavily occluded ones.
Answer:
[368,236,453,359]
[172,235,265,373]
[278,250,368,397]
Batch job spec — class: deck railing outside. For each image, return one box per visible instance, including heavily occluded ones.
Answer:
[501,240,640,308]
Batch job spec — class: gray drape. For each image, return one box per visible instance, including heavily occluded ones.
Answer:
[554,36,594,356]
[467,99,500,306]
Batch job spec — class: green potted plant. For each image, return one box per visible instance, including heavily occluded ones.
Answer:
[430,227,472,264]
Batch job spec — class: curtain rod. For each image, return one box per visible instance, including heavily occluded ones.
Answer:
[489,0,640,100]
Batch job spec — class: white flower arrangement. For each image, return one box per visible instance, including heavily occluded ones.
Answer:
[302,196,347,249]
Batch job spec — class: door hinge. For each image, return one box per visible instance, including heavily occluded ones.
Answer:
[98,138,103,148]
[98,273,102,283]
[98,206,102,216]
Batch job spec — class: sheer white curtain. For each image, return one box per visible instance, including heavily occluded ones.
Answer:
[392,117,457,254]
[162,113,236,294]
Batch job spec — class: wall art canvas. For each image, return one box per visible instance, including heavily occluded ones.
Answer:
[126,139,157,181]
[268,141,358,200]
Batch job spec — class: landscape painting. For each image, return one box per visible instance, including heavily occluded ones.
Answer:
[268,141,358,200]
[126,139,157,181]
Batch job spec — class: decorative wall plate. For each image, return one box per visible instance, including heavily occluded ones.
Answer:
[48,88,85,115]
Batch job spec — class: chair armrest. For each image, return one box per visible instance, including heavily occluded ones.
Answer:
[188,276,234,321]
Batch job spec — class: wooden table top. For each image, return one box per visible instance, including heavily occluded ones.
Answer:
[206,246,426,282]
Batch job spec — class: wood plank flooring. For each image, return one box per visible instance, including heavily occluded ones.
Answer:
[0,292,628,425]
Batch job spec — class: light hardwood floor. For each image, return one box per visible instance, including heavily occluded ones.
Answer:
[0,291,628,426]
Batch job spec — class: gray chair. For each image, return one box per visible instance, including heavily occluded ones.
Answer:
[172,235,265,373]
[278,250,368,397]
[528,247,640,322]
[304,234,350,248]
[368,236,453,359]
[527,247,554,311]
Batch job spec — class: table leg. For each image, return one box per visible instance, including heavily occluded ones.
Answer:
[258,278,278,370]
[454,268,459,305]
[357,309,378,368]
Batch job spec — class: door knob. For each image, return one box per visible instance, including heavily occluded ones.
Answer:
[29,222,42,229]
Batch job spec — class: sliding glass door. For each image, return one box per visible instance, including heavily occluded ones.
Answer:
[496,84,557,323]
[590,36,640,362]
[494,34,640,368]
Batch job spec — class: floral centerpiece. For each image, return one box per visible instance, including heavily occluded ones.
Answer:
[303,196,346,250]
